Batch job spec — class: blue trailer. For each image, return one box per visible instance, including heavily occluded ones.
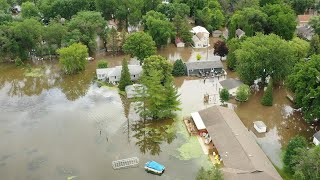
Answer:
[144,161,165,174]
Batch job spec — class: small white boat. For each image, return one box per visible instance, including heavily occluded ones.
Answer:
[254,121,267,133]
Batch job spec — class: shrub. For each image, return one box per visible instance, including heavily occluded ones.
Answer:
[97,60,108,68]
[261,78,273,106]
[196,54,202,61]
[196,167,224,180]
[236,84,250,102]
[15,58,23,67]
[172,59,186,76]
[219,88,230,104]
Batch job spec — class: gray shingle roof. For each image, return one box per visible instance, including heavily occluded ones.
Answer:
[219,78,243,90]
[185,60,223,70]
[109,65,142,77]
[314,131,320,140]
[198,106,282,180]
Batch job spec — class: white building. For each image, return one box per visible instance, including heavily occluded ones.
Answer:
[313,131,320,146]
[191,26,210,48]
[96,65,142,83]
[219,78,243,96]
[254,121,267,133]
[175,37,185,48]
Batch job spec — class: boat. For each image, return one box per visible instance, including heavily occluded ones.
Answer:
[253,121,267,133]
[144,161,165,174]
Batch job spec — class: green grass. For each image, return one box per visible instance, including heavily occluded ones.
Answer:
[274,164,292,180]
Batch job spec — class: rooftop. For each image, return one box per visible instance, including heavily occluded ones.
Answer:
[219,78,243,90]
[198,106,282,180]
[185,60,223,70]
[254,121,267,129]
[314,131,320,140]
[191,26,209,34]
[298,15,313,23]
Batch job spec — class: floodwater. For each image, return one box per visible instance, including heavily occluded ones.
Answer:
[0,38,318,180]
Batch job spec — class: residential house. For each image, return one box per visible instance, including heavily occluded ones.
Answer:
[313,131,320,146]
[297,25,314,40]
[175,37,185,47]
[219,78,243,96]
[297,15,313,27]
[162,0,170,4]
[185,60,224,76]
[236,28,245,39]
[96,65,142,83]
[195,106,282,180]
[191,26,210,48]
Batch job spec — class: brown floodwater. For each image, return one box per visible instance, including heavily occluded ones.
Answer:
[0,39,317,180]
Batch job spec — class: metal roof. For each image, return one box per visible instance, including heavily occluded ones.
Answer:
[185,60,223,70]
[198,106,282,180]
[191,112,206,130]
[219,78,243,90]
[191,26,209,34]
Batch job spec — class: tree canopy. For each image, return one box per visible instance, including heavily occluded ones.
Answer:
[286,55,320,123]
[118,59,132,91]
[214,40,228,60]
[172,59,186,76]
[235,33,295,84]
[123,31,156,63]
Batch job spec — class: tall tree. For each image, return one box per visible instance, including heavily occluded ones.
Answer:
[226,38,241,70]
[57,43,88,74]
[43,21,67,55]
[156,3,190,21]
[143,10,175,47]
[214,40,228,60]
[283,135,308,173]
[95,0,117,20]
[118,59,132,91]
[172,59,187,77]
[309,34,320,55]
[173,15,192,45]
[123,31,156,64]
[195,1,225,32]
[286,0,315,14]
[286,55,320,123]
[289,37,310,61]
[21,2,39,19]
[262,3,296,40]
[261,78,273,106]
[235,33,295,84]
[309,16,320,35]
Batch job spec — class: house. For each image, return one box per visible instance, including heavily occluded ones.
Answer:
[185,60,224,76]
[125,84,146,98]
[254,121,267,133]
[197,106,282,180]
[212,30,223,38]
[175,37,185,48]
[162,0,170,4]
[297,15,313,27]
[236,29,245,39]
[191,26,210,48]
[96,65,142,83]
[297,25,314,41]
[11,5,21,14]
[313,131,320,146]
[219,78,243,96]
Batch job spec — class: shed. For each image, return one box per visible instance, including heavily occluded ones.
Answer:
[254,121,267,133]
[175,37,185,48]
[313,131,320,146]
[219,78,243,96]
[190,112,206,132]
[198,106,282,180]
[185,60,223,76]
[236,29,245,39]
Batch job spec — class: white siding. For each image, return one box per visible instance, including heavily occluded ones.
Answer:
[313,137,320,146]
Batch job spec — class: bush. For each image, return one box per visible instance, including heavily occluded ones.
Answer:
[15,58,23,67]
[236,84,250,102]
[283,135,308,173]
[196,54,202,61]
[97,60,108,68]
[172,59,186,76]
[219,88,230,104]
[196,167,224,180]
[261,78,273,106]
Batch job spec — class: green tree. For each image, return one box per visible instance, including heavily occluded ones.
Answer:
[289,37,310,61]
[142,55,173,84]
[123,31,156,64]
[172,59,186,76]
[309,34,320,55]
[233,0,260,11]
[21,2,39,19]
[44,0,91,19]
[57,43,88,74]
[226,38,241,70]
[235,34,295,84]
[292,146,320,180]
[228,8,267,38]
[195,2,225,32]
[0,0,10,12]
[143,10,175,47]
[173,15,193,45]
[118,59,132,91]
[286,55,320,122]
[97,60,108,68]
[283,135,308,173]
[286,0,315,14]
[66,11,105,54]
[196,167,224,180]
[260,0,283,6]
[219,88,230,104]
[214,40,228,60]
[236,84,250,102]
[309,16,320,35]
[142,0,162,14]
[156,3,190,20]
[261,78,273,106]
[108,27,118,55]
[43,21,67,56]
[95,0,117,20]
[262,3,296,40]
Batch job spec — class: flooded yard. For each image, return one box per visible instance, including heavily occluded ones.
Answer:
[0,40,318,179]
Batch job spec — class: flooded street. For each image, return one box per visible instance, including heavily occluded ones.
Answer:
[0,39,318,179]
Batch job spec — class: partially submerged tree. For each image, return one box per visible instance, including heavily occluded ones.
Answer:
[226,38,241,70]
[261,78,273,106]
[123,31,156,64]
[172,59,186,76]
[219,88,230,105]
[236,84,250,102]
[57,43,88,74]
[214,40,228,60]
[118,59,132,91]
